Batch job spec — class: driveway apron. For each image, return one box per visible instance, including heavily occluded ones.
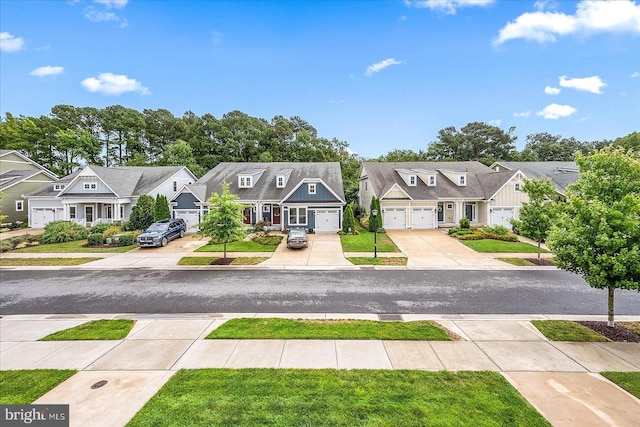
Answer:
[264,233,349,267]
[386,229,504,267]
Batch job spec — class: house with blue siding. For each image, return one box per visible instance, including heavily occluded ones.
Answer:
[171,162,346,232]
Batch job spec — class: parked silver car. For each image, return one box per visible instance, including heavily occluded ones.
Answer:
[287,228,308,249]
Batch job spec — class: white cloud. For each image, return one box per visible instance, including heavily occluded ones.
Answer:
[0,32,25,52]
[489,119,502,126]
[365,58,404,76]
[85,9,118,22]
[544,86,561,95]
[405,0,494,15]
[536,103,577,119]
[559,75,606,94]
[30,66,64,77]
[631,71,640,78]
[494,0,640,45]
[514,111,531,117]
[81,73,150,95]
[94,0,128,8]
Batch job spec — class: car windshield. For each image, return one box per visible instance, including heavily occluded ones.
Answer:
[146,223,168,232]
[289,230,306,238]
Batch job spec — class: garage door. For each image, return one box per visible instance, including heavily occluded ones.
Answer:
[315,209,340,232]
[492,208,515,228]
[383,208,406,229]
[412,208,434,229]
[31,208,55,228]
[175,210,200,231]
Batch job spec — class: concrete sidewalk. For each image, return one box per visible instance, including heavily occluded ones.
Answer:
[1,313,638,427]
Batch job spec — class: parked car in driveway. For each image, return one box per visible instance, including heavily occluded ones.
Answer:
[136,218,187,248]
[287,228,308,249]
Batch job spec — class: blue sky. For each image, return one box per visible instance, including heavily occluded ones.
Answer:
[1,0,639,158]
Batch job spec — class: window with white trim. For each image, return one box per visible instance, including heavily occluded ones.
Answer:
[54,184,65,191]
[83,182,97,190]
[69,206,76,219]
[276,176,285,188]
[263,205,271,212]
[428,175,436,186]
[514,182,521,192]
[459,175,466,186]
[15,200,24,211]
[409,175,416,186]
[308,184,316,195]
[289,207,307,225]
[239,176,252,188]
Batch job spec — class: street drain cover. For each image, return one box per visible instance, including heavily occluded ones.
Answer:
[378,314,403,321]
[91,380,108,389]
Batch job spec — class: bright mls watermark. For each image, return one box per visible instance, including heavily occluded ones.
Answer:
[1,405,69,426]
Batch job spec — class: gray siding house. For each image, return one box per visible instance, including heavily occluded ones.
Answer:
[489,161,579,197]
[171,162,346,232]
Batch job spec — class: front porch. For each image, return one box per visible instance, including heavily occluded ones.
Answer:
[243,202,283,231]
[437,200,488,228]
[64,201,130,228]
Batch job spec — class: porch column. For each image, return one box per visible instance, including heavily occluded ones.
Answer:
[255,202,261,224]
[454,200,463,223]
[115,203,121,220]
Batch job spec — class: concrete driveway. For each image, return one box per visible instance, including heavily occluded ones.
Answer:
[264,232,350,267]
[386,229,505,267]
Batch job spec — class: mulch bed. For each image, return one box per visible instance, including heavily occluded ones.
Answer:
[210,258,235,265]
[523,258,555,266]
[578,321,640,343]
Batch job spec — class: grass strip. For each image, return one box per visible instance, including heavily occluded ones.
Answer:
[0,370,76,404]
[601,372,640,399]
[40,319,135,341]
[340,222,400,252]
[206,318,452,340]
[462,239,549,253]
[178,256,269,265]
[126,369,550,427]
[9,240,134,253]
[531,320,608,341]
[0,257,102,266]
[618,322,640,335]
[195,240,277,252]
[347,256,407,266]
[496,257,535,266]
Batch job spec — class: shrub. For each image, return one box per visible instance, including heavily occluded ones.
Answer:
[87,233,104,246]
[90,222,121,234]
[482,225,509,235]
[103,226,123,239]
[129,195,155,231]
[254,220,270,232]
[117,233,135,247]
[0,241,12,252]
[342,205,356,233]
[252,234,283,246]
[40,221,89,244]
[360,215,369,230]
[459,217,470,229]
[154,194,171,222]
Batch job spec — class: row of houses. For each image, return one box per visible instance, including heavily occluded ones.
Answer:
[1,149,579,232]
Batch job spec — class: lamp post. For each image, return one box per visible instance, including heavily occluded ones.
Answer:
[371,209,378,258]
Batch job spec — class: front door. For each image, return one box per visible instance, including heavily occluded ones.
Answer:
[85,206,94,223]
[104,205,113,219]
[465,204,474,221]
[437,202,444,222]
[243,208,252,224]
[272,206,281,225]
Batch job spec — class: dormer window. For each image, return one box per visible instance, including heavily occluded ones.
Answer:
[428,175,436,186]
[459,175,466,186]
[54,184,65,191]
[308,183,316,195]
[409,175,416,186]
[83,182,97,190]
[239,176,252,188]
[515,182,521,192]
[277,176,285,188]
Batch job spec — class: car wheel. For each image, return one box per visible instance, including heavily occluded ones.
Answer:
[161,237,168,247]
[180,230,185,238]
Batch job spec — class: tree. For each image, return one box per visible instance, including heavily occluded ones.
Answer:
[368,197,382,232]
[129,195,156,231]
[196,182,246,261]
[0,192,7,223]
[522,132,587,161]
[510,178,557,259]
[342,204,355,233]
[547,147,640,327]
[154,194,171,222]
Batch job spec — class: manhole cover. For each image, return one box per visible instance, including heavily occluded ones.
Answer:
[378,314,403,321]
[91,380,108,389]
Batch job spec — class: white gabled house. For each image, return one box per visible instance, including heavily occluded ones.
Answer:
[25,165,196,228]
[358,161,530,229]
[171,162,346,232]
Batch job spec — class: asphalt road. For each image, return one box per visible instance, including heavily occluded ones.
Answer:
[1,269,639,315]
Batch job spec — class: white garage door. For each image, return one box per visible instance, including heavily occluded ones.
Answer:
[492,208,515,228]
[175,210,200,231]
[412,208,434,229]
[315,209,340,232]
[383,208,406,229]
[31,208,55,228]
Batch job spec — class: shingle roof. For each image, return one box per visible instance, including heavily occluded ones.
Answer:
[0,170,39,190]
[362,161,512,200]
[24,172,79,197]
[493,161,578,194]
[186,162,344,202]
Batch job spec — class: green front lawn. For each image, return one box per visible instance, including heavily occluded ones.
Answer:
[178,256,269,266]
[9,240,135,253]
[462,239,550,253]
[0,257,102,266]
[531,320,608,341]
[340,224,400,252]
[496,257,535,266]
[195,240,278,252]
[601,372,640,398]
[348,256,407,266]
[126,369,550,427]
[0,370,76,404]
[40,319,135,341]
[206,318,452,340]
